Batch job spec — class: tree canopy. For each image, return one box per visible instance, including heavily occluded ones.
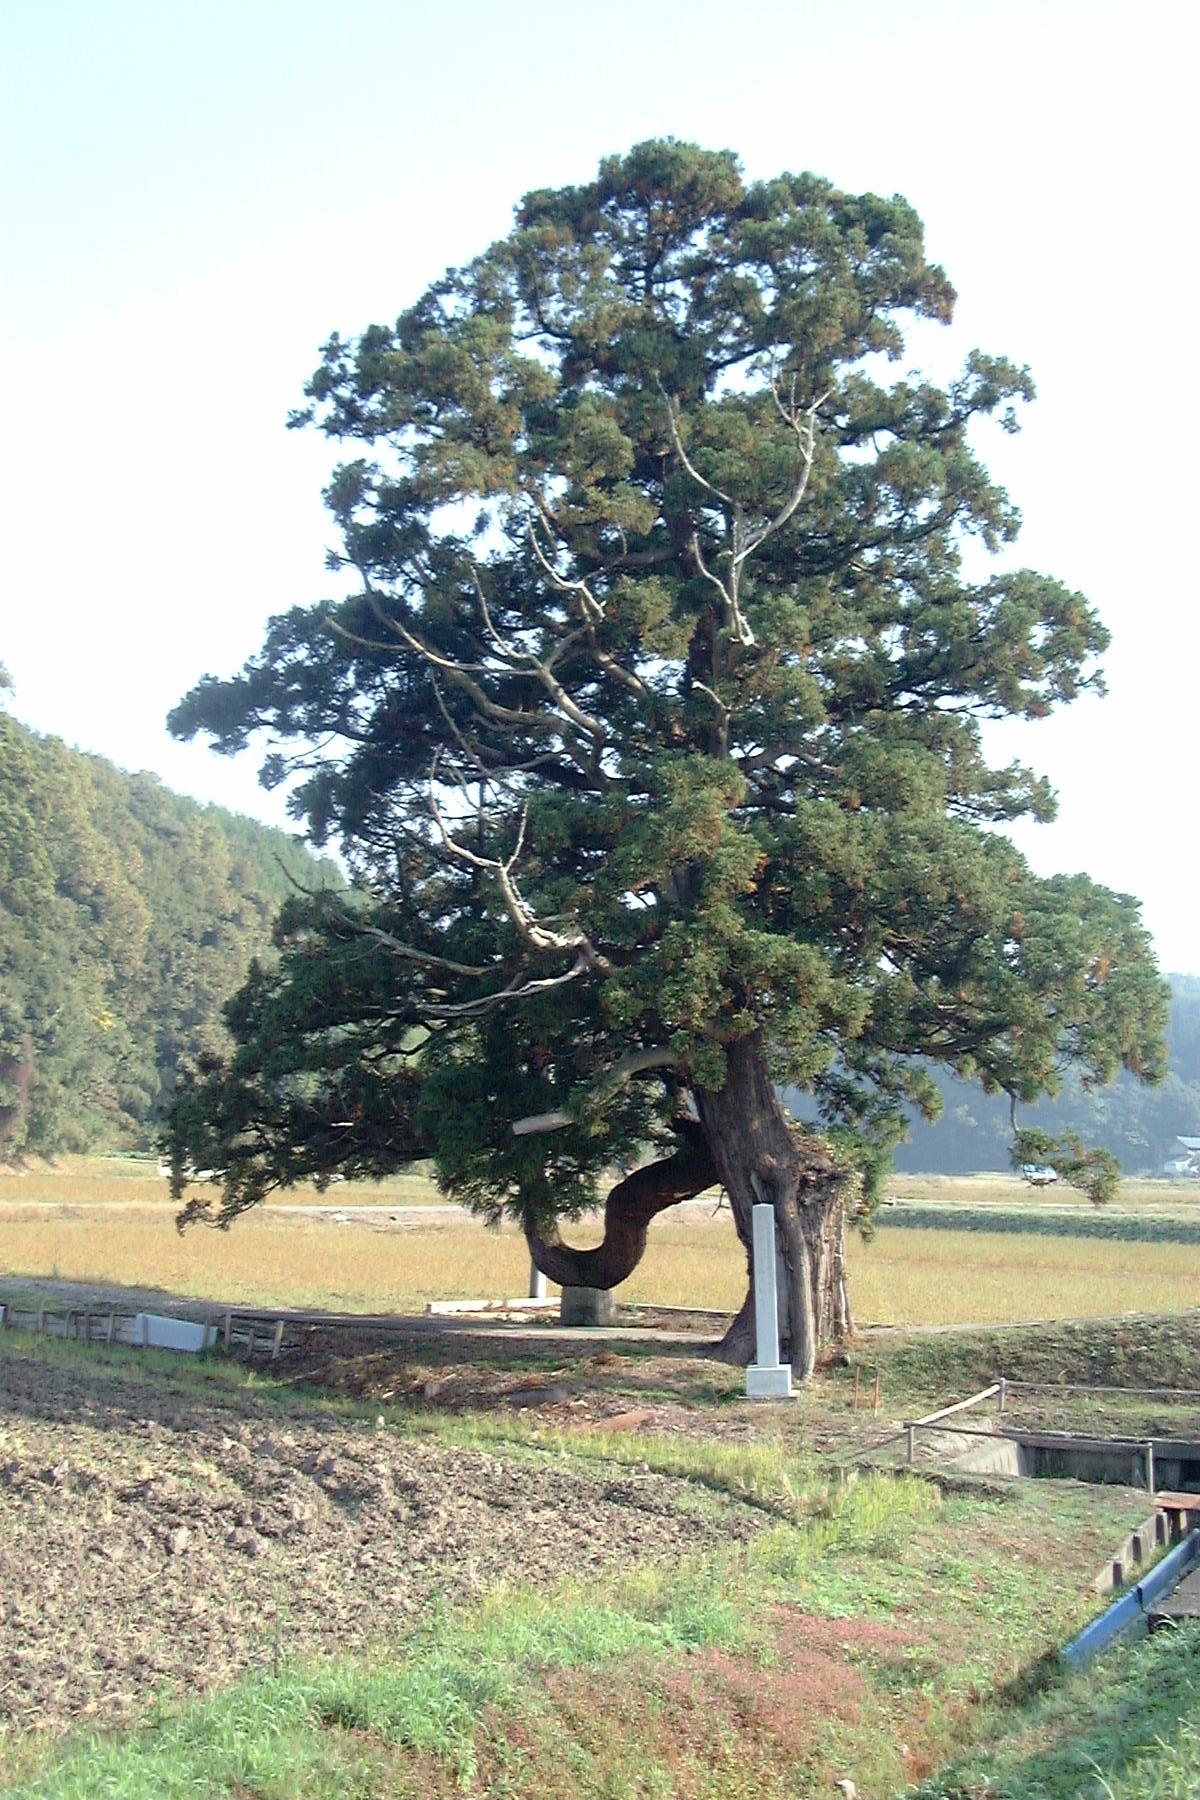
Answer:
[167,141,1166,1375]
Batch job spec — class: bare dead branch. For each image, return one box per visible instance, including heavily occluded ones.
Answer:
[690,679,730,722]
[527,524,605,623]
[734,375,827,564]
[527,526,652,703]
[663,377,827,650]
[659,382,733,507]
[418,953,596,1019]
[428,761,612,973]
[347,918,489,978]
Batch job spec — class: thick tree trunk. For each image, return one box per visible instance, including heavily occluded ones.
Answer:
[693,1031,851,1380]
[524,1120,717,1290]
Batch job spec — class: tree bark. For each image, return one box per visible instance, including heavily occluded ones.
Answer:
[693,1031,851,1380]
[522,1034,853,1381]
[524,1120,717,1290]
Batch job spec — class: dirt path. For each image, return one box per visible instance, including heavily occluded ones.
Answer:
[6,1270,1160,1347]
[0,1274,728,1350]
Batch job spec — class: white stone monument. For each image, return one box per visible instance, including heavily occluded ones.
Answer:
[745,1202,794,1399]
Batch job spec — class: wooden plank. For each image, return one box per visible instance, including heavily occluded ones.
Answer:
[1006,1379,1200,1401]
[582,1408,656,1434]
[915,1385,1000,1427]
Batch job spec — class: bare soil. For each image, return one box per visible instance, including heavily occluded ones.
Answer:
[0,1347,761,1737]
[267,1328,908,1461]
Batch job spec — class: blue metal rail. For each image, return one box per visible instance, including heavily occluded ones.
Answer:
[1061,1529,1200,1665]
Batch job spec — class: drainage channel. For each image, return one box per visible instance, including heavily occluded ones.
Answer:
[883,1383,1200,1499]
[880,1382,1200,1660]
[946,1426,1200,1495]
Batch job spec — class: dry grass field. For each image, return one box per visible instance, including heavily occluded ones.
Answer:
[886,1170,1200,1212]
[0,1155,438,1210]
[4,1161,1200,1324]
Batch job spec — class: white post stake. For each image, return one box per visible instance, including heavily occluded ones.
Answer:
[745,1203,794,1400]
[529,1261,547,1301]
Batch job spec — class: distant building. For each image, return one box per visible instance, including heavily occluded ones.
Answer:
[1163,1136,1200,1177]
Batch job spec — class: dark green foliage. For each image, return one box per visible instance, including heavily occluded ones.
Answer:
[167,141,1165,1229]
[0,709,338,1156]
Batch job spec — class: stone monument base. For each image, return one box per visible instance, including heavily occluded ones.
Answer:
[559,1286,615,1326]
[746,1363,794,1400]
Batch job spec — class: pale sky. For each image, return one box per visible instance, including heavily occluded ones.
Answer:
[3,0,1196,970]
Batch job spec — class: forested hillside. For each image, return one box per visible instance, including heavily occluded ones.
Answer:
[888,975,1200,1177]
[0,703,339,1156]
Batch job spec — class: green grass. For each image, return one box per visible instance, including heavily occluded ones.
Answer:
[857,1309,1200,1409]
[0,1320,1145,1800]
[886,1174,1200,1213]
[912,1626,1200,1799]
[4,1315,1196,1797]
[4,1466,1139,1799]
[0,1322,275,1397]
[399,1406,827,1522]
[1,1322,1143,1799]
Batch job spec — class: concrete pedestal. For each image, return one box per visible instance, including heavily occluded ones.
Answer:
[746,1364,794,1399]
[559,1286,614,1326]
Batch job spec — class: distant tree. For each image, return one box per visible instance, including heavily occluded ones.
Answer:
[168,141,1166,1376]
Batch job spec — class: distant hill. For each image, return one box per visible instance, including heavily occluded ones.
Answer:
[0,708,340,1156]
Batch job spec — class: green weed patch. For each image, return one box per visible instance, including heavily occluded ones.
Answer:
[913,1625,1200,1799]
[864,1310,1200,1406]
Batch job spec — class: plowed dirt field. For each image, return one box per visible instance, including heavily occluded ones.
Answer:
[0,1349,760,1734]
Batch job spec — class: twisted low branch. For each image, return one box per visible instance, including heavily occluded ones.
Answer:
[524,1121,717,1289]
